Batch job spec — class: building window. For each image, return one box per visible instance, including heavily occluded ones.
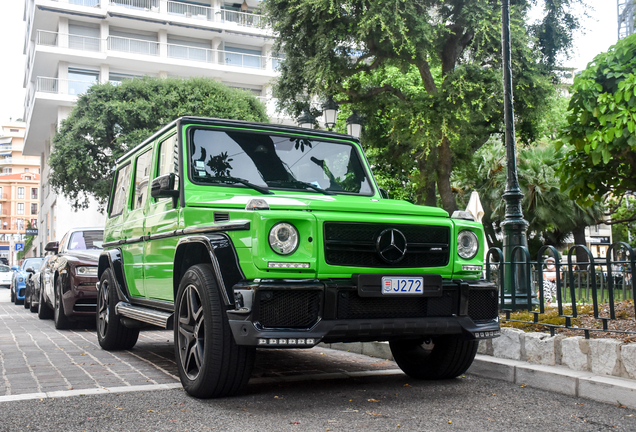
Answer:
[68,69,99,96]
[24,176,31,180]
[25,168,29,172]
[17,187,24,199]
[9,129,19,133]
[17,203,24,215]
[31,203,37,215]
[31,188,38,200]
[3,168,11,174]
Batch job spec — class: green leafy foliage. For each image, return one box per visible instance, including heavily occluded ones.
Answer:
[558,33,636,206]
[262,0,581,212]
[454,138,603,256]
[49,77,268,210]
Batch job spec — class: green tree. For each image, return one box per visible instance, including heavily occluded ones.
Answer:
[49,77,268,210]
[262,0,584,213]
[454,139,604,258]
[558,33,636,222]
[17,221,35,261]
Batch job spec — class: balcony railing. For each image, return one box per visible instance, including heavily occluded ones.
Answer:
[108,36,159,56]
[36,77,97,96]
[167,0,210,20]
[36,30,101,52]
[110,0,159,11]
[51,0,101,7]
[166,43,267,69]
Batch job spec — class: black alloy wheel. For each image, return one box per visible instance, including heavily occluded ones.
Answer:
[53,278,72,330]
[175,264,254,398]
[96,268,139,350]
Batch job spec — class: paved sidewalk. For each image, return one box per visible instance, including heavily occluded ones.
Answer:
[0,289,397,401]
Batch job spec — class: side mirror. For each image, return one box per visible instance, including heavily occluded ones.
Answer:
[379,188,389,199]
[151,173,179,207]
[11,266,18,271]
[45,241,59,253]
[25,267,35,274]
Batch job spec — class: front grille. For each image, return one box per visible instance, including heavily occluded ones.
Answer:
[256,290,321,329]
[324,222,450,268]
[336,290,457,319]
[468,289,498,321]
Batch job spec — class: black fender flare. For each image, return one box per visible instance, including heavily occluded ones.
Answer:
[98,249,131,303]
[173,234,245,307]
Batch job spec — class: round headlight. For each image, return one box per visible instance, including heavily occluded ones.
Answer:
[269,222,299,255]
[457,230,479,260]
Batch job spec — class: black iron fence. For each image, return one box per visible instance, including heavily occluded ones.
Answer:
[485,242,636,338]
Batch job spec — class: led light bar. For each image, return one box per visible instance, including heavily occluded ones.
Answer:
[257,338,317,346]
[267,262,310,269]
[474,330,501,339]
[462,265,483,272]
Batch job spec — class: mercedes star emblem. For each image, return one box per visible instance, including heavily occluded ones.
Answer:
[376,228,407,263]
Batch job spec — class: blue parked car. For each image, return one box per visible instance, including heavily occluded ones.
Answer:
[11,257,44,305]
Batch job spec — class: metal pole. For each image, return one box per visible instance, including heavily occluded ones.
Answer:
[500,0,530,309]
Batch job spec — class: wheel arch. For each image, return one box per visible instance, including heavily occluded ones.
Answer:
[97,249,130,303]
[173,234,245,307]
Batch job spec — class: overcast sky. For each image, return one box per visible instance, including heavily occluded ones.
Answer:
[0,1,620,124]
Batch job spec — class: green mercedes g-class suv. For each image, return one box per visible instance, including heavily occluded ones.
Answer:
[98,116,500,398]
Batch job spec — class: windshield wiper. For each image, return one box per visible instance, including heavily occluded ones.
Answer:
[204,176,273,195]
[268,180,335,195]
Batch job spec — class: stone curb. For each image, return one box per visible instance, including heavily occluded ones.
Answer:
[319,341,636,409]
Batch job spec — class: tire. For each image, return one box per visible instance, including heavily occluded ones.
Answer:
[10,286,15,303]
[24,286,31,309]
[97,268,139,350]
[53,278,72,330]
[175,264,255,399]
[38,285,53,320]
[389,336,478,380]
[30,287,39,313]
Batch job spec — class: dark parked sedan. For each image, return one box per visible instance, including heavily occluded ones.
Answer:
[40,228,103,329]
[25,255,53,313]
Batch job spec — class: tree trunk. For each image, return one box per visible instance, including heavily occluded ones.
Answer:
[416,149,438,207]
[436,136,457,214]
[572,225,589,271]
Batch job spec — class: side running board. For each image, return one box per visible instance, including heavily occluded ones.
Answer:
[115,302,173,329]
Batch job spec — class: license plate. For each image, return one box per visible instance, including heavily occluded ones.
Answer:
[381,277,424,295]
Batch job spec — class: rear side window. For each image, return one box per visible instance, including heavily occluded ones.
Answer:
[110,163,132,217]
[133,150,152,209]
[158,134,178,177]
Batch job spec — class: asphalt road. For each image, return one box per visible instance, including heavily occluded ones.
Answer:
[1,288,635,431]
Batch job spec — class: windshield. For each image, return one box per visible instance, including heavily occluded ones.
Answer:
[189,129,373,195]
[22,258,43,271]
[0,265,10,273]
[68,230,104,251]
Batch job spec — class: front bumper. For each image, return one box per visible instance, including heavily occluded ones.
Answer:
[227,278,500,347]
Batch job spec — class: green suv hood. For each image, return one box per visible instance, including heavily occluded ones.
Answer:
[190,192,449,218]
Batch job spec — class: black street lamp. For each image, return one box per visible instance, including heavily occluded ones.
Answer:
[296,109,315,129]
[321,96,339,130]
[346,110,363,138]
[500,0,530,309]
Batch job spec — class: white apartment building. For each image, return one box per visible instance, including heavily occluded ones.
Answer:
[22,0,282,254]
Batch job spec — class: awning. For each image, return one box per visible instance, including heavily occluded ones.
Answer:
[0,137,12,145]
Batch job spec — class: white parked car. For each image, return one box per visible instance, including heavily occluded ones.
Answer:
[0,265,13,288]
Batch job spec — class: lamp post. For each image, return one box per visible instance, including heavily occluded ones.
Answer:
[296,109,316,129]
[500,0,530,309]
[321,96,339,130]
[346,110,363,138]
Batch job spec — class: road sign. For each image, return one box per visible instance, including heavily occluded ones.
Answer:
[15,243,24,251]
[25,228,38,236]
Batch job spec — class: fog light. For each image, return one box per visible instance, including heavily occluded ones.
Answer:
[278,339,287,345]
[288,339,297,345]
[258,339,268,345]
[269,339,278,345]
